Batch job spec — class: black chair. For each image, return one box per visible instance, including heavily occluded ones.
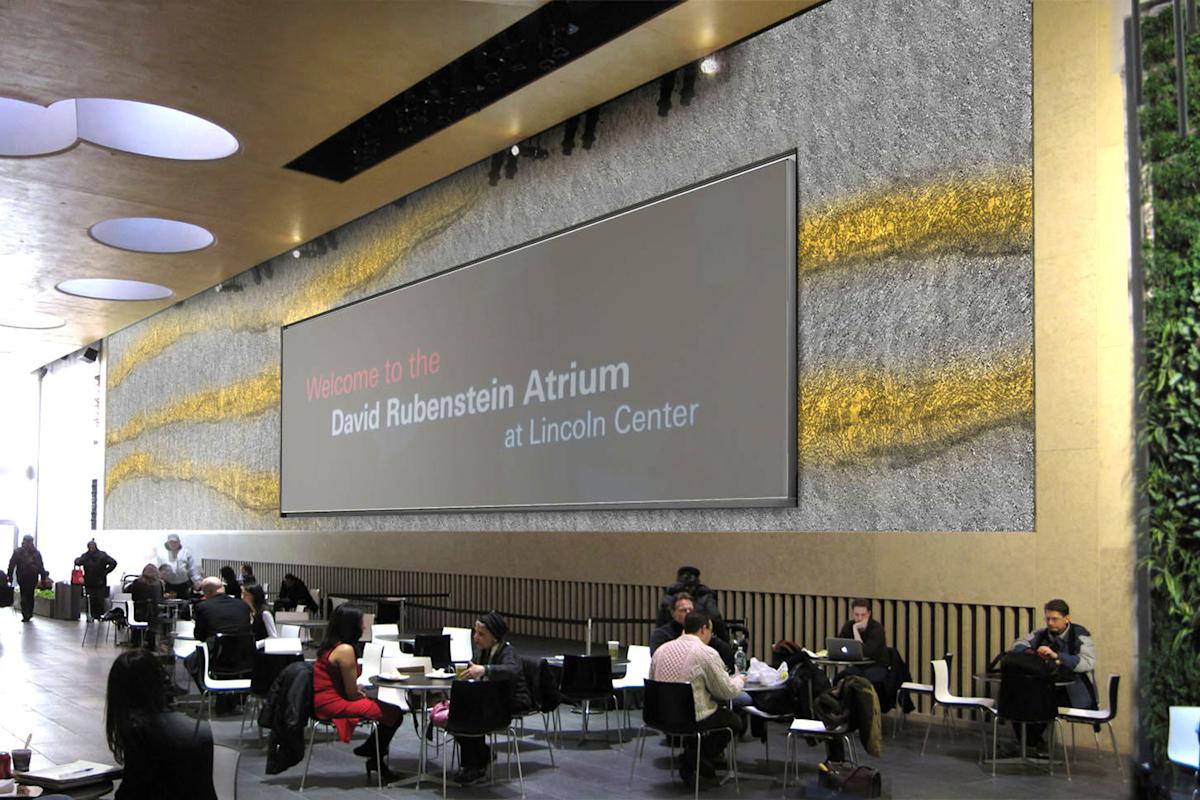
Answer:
[629,679,738,800]
[991,671,1070,777]
[538,657,565,748]
[414,634,452,670]
[513,656,555,766]
[559,654,619,745]
[442,680,524,799]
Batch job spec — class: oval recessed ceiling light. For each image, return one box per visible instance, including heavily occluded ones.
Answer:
[0,97,77,156]
[90,217,215,253]
[0,309,65,329]
[57,278,173,301]
[75,98,238,160]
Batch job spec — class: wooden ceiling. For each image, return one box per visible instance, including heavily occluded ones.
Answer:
[0,0,812,373]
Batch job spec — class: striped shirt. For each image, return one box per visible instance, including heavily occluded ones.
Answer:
[649,633,743,721]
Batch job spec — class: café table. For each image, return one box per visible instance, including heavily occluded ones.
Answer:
[368,673,454,788]
[972,671,1075,771]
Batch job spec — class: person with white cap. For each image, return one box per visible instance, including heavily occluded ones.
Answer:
[156,533,201,598]
[7,534,48,622]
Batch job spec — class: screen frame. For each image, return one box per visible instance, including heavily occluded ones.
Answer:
[278,152,798,516]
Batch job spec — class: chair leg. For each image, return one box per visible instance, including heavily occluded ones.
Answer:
[782,733,792,798]
[375,720,382,790]
[627,724,643,786]
[1107,722,1124,778]
[694,733,702,800]
[509,727,524,798]
[300,720,319,791]
[921,703,937,755]
[1058,720,1071,781]
[442,732,451,800]
[992,715,999,778]
[729,731,739,794]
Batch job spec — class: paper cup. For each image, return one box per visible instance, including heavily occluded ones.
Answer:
[10,749,31,772]
[607,640,620,659]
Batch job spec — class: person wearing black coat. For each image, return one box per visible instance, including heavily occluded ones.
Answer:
[7,534,48,622]
[656,566,730,643]
[274,573,319,613]
[75,539,118,619]
[453,612,531,785]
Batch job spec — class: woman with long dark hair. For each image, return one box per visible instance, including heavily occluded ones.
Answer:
[219,565,239,599]
[241,583,277,644]
[313,604,403,782]
[105,649,215,799]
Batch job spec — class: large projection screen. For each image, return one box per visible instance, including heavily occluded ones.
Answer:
[280,156,796,514]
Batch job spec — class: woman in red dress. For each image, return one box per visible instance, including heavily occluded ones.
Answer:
[312,604,403,782]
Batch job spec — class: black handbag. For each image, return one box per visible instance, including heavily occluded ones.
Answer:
[819,761,882,797]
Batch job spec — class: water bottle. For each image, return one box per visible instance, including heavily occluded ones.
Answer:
[734,644,748,675]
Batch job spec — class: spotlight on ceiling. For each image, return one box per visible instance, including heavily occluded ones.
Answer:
[291,249,301,258]
[510,143,521,157]
[700,54,721,75]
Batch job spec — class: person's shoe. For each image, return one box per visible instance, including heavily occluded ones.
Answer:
[678,765,697,787]
[352,738,376,757]
[1033,740,1050,759]
[456,767,487,785]
[365,757,397,784]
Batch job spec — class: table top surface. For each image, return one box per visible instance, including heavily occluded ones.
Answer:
[973,671,1075,687]
[368,674,454,691]
[742,679,787,692]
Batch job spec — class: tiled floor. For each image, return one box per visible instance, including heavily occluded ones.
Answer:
[0,609,1134,798]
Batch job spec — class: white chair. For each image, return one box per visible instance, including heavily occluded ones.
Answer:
[372,623,399,641]
[213,743,240,800]
[443,626,473,663]
[309,588,322,616]
[359,641,385,688]
[783,717,855,794]
[263,637,303,655]
[124,599,149,646]
[1168,706,1200,797]
[198,639,253,735]
[279,624,302,640]
[612,645,651,730]
[1058,673,1123,777]
[274,611,309,623]
[922,659,994,761]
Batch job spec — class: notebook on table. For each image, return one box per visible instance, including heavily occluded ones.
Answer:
[825,637,867,661]
[16,760,121,790]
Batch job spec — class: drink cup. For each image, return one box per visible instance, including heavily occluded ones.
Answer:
[607,640,620,660]
[454,664,468,680]
[10,749,31,772]
[0,752,11,779]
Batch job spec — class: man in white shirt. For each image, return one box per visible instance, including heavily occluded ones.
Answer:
[649,611,746,786]
[156,533,201,598]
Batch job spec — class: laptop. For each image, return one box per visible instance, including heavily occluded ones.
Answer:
[825,637,866,661]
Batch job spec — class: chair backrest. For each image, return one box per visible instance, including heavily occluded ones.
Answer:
[997,672,1057,722]
[931,660,953,702]
[1102,673,1120,719]
[1169,706,1200,769]
[560,654,613,699]
[394,654,432,672]
[309,588,321,615]
[372,623,399,641]
[442,626,473,663]
[643,679,698,734]
[279,624,301,639]
[447,679,512,735]
[112,591,132,604]
[212,743,239,800]
[263,637,303,655]
[538,658,563,713]
[209,632,256,679]
[361,641,385,679]
[414,634,452,669]
[175,618,196,638]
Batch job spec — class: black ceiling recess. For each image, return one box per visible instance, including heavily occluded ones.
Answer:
[285,0,680,183]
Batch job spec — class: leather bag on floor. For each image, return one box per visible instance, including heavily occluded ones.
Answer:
[819,762,882,798]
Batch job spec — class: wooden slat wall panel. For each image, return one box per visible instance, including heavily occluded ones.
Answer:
[205,559,1033,696]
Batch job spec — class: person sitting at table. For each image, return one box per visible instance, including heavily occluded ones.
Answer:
[313,604,404,783]
[452,611,531,786]
[240,562,258,587]
[242,583,278,646]
[1008,598,1097,753]
[274,572,319,614]
[651,592,736,668]
[657,565,731,644]
[74,538,117,619]
[649,610,746,787]
[834,598,889,683]
[186,576,254,697]
[124,563,166,649]
[106,649,216,799]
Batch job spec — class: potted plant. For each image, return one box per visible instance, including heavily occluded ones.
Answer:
[32,587,55,618]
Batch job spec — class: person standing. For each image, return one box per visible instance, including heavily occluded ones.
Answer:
[157,533,200,598]
[75,538,118,619]
[7,534,49,623]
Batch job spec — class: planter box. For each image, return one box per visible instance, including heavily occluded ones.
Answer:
[33,595,54,617]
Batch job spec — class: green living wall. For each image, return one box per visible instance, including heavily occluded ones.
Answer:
[1140,8,1200,762]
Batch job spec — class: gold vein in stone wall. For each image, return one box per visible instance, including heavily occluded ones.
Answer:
[107,184,482,389]
[106,452,278,513]
[107,367,280,446]
[799,170,1033,273]
[799,349,1033,465]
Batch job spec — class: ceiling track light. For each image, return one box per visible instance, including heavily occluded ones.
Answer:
[504,149,519,179]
